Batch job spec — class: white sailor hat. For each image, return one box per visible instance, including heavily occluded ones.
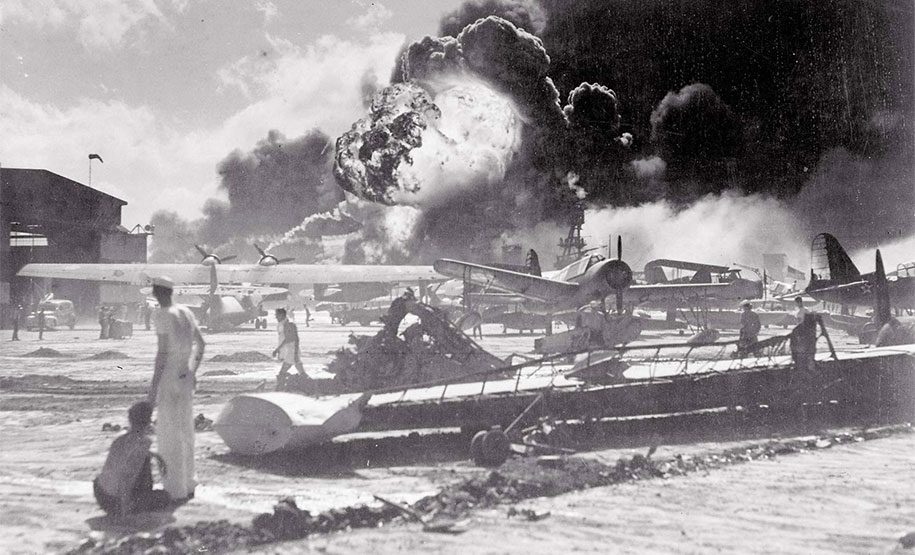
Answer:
[152,275,174,289]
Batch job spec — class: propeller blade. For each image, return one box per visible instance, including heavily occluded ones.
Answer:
[278,257,296,264]
[617,236,622,260]
[208,264,218,296]
[616,290,623,313]
[221,255,237,262]
[195,245,209,257]
[254,244,267,256]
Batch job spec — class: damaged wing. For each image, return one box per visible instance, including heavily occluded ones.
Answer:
[433,259,578,303]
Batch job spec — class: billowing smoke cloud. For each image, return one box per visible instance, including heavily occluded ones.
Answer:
[439,0,547,37]
[149,129,343,262]
[336,16,631,263]
[650,83,742,164]
[217,129,341,236]
[159,1,912,274]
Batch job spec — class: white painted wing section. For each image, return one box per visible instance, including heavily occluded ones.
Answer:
[17,263,441,285]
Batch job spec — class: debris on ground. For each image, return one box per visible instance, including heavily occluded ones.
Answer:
[194,414,214,432]
[64,424,913,554]
[373,495,467,534]
[202,369,238,376]
[101,423,122,432]
[252,497,401,542]
[314,296,505,392]
[208,352,272,363]
[899,531,915,549]
[85,351,131,361]
[22,348,70,358]
[506,507,550,521]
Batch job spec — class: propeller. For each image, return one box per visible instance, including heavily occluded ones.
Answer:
[254,244,295,266]
[602,234,632,313]
[196,245,237,265]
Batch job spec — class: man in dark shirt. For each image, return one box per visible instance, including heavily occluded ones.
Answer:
[94,401,170,519]
[738,301,761,356]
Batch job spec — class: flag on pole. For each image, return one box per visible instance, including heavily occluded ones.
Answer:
[88,154,104,163]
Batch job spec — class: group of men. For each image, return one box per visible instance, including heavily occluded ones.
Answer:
[738,296,813,356]
[94,277,309,519]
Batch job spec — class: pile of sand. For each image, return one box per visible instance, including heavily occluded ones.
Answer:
[209,351,272,363]
[21,347,70,358]
[85,350,131,361]
[202,369,238,376]
[0,374,77,389]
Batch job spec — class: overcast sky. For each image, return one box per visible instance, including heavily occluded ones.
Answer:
[1,0,463,226]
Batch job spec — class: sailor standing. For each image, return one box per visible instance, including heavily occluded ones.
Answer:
[147,276,205,502]
[273,308,305,390]
[793,296,809,324]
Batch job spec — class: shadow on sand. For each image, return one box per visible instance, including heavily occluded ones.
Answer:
[85,510,177,534]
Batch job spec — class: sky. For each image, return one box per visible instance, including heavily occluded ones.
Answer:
[0,0,464,226]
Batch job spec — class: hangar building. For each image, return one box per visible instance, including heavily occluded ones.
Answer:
[0,168,148,326]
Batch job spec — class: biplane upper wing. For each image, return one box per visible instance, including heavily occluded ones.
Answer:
[433,259,578,302]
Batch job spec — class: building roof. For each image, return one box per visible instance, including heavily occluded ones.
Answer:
[1,168,127,206]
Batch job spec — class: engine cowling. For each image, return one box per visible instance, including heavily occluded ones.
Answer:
[603,259,633,291]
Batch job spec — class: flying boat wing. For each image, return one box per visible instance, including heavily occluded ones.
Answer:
[17,263,441,286]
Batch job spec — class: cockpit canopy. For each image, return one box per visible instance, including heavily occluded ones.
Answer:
[555,254,606,282]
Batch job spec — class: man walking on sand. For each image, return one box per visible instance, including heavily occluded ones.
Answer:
[147,276,205,502]
[273,308,306,390]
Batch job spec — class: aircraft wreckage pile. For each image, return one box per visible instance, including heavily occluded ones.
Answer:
[285,295,506,392]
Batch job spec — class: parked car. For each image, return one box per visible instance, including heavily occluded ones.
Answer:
[26,300,76,330]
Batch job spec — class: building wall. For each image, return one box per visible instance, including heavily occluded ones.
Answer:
[1,168,146,326]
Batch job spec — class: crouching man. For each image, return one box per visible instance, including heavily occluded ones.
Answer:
[94,401,170,519]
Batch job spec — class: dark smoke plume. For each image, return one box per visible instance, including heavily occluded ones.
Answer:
[217,129,342,236]
[650,83,742,164]
[439,0,546,37]
[538,0,913,198]
[647,83,743,196]
[149,129,343,262]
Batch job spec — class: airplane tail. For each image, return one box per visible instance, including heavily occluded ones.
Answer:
[809,233,861,286]
[873,249,891,327]
[526,249,542,277]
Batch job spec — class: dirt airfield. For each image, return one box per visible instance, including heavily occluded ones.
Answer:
[1,315,913,554]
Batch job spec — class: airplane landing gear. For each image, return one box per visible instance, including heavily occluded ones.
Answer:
[470,426,510,466]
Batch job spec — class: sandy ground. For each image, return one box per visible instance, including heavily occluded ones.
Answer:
[1,316,911,554]
[266,433,915,555]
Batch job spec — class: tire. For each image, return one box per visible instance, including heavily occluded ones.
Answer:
[480,429,511,466]
[470,430,487,465]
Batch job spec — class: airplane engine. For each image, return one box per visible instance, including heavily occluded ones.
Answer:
[218,296,245,316]
[603,260,633,291]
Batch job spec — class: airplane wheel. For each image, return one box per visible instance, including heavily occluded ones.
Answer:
[470,430,487,464]
[480,428,510,466]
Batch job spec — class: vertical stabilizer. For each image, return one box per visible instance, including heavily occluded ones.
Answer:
[527,249,542,277]
[810,233,861,285]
